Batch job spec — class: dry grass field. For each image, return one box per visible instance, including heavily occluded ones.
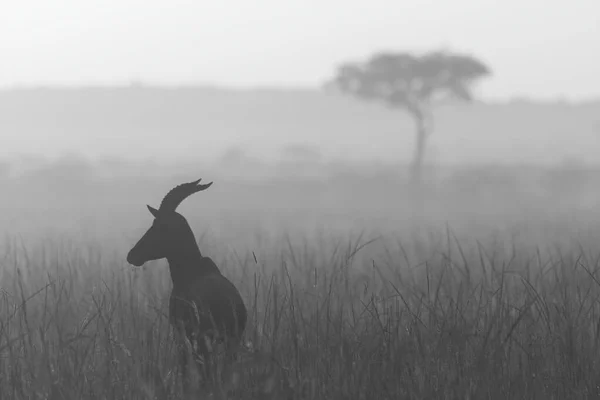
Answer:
[1,165,600,399]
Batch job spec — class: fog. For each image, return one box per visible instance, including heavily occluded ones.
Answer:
[1,88,600,166]
[0,0,599,257]
[3,3,600,397]
[2,0,599,100]
[1,0,600,248]
[2,149,600,246]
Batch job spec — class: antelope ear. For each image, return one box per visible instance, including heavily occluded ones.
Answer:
[147,205,160,218]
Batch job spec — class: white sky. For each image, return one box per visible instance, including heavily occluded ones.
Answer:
[0,0,598,101]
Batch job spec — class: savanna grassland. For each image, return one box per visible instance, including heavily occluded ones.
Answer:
[1,164,600,400]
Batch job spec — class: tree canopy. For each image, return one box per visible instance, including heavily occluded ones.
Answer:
[327,50,491,111]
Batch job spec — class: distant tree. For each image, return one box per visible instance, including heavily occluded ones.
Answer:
[324,50,491,186]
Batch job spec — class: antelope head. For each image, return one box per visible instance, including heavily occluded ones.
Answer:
[126,178,213,267]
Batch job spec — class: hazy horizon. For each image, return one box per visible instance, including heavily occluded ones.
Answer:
[2,88,599,166]
[2,1,600,169]
[1,0,598,102]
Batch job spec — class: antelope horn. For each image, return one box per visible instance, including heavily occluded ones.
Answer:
[158,178,213,212]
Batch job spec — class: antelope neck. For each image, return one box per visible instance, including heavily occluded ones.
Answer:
[166,246,214,287]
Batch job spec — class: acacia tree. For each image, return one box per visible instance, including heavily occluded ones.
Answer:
[324,50,491,186]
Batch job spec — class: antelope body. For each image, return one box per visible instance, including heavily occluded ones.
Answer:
[126,178,247,390]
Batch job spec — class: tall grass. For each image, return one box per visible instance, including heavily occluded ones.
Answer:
[1,221,600,399]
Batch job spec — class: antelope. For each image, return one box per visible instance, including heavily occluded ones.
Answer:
[126,178,247,391]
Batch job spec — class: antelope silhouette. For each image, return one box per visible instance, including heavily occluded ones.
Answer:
[126,178,247,391]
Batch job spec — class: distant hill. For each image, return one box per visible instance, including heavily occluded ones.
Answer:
[1,86,599,166]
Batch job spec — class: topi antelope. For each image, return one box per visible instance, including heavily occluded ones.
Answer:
[126,178,247,390]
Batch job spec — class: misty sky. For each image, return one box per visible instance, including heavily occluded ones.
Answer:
[1,0,598,101]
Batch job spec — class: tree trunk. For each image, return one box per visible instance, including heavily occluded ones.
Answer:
[410,111,428,188]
